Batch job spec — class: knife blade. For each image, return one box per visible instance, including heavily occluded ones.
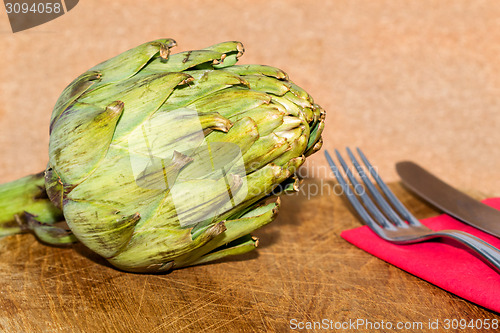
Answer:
[396,161,500,238]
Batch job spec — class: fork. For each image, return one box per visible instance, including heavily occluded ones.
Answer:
[325,147,500,273]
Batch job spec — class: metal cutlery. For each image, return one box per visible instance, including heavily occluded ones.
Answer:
[325,148,500,274]
[396,161,500,238]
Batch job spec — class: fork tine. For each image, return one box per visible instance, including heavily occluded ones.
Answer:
[324,151,387,235]
[332,149,397,230]
[345,148,409,228]
[356,147,422,226]
[324,151,369,220]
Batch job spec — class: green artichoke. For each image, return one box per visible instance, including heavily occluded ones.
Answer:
[0,39,325,272]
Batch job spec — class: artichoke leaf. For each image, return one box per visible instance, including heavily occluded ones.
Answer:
[116,109,232,160]
[49,71,101,132]
[145,173,245,230]
[157,70,248,111]
[306,105,326,150]
[24,212,77,245]
[190,87,271,118]
[67,145,166,218]
[274,115,304,132]
[144,50,223,74]
[288,82,314,104]
[212,53,239,69]
[177,199,279,267]
[176,142,245,181]
[223,64,288,80]
[270,95,306,119]
[143,40,243,74]
[89,38,176,86]
[305,138,324,157]
[271,134,308,167]
[78,72,192,141]
[241,133,291,173]
[184,235,259,267]
[49,101,124,185]
[242,74,291,96]
[202,41,244,57]
[227,104,285,137]
[108,221,227,272]
[204,117,259,156]
[221,163,290,217]
[63,200,141,258]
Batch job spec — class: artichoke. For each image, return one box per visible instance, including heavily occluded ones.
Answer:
[0,39,325,272]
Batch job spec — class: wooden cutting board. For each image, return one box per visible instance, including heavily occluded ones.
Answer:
[0,179,497,332]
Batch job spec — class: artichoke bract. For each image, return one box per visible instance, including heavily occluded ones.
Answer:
[1,39,325,272]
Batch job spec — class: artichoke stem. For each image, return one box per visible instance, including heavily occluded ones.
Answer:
[0,172,63,237]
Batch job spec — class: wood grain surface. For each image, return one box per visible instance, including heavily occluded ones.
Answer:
[0,179,497,332]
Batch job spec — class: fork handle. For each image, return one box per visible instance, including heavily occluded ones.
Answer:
[431,230,500,273]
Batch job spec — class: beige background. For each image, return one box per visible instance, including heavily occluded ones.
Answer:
[0,0,499,196]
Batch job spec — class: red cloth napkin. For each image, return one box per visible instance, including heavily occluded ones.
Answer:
[341,197,500,313]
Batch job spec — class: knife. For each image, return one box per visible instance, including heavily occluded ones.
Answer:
[396,161,500,238]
